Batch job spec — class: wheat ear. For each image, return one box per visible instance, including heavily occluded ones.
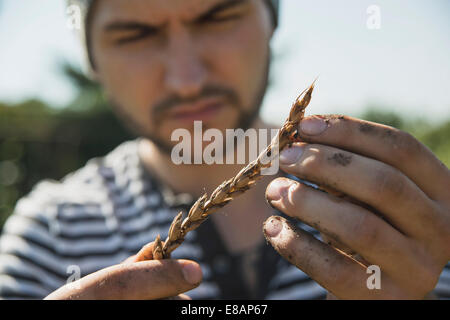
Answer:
[139,82,316,260]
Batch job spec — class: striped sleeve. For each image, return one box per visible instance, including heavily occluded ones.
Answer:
[0,182,64,300]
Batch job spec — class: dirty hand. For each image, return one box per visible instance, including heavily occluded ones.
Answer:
[45,241,202,300]
[263,115,450,299]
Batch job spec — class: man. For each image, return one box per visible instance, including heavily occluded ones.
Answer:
[0,0,449,300]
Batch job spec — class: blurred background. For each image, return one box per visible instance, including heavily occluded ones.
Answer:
[0,0,449,229]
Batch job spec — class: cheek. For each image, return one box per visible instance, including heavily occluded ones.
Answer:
[201,15,271,108]
[94,45,163,124]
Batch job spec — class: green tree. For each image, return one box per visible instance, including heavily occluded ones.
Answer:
[0,64,134,229]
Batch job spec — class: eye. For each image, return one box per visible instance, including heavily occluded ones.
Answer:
[197,7,245,25]
[115,28,157,45]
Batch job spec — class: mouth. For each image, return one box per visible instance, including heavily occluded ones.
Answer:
[169,98,225,122]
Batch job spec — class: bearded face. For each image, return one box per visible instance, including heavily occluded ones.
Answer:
[87,0,275,154]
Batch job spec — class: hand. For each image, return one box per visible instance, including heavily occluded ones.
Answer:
[44,241,202,300]
[263,114,450,299]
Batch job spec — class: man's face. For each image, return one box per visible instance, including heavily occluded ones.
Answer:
[90,0,274,152]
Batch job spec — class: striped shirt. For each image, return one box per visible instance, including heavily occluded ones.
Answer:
[0,139,448,299]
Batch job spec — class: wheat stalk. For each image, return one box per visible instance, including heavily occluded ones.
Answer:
[138,82,316,260]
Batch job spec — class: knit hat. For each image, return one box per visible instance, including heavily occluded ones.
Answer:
[68,0,280,70]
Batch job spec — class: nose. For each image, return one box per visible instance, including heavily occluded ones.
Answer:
[164,29,207,98]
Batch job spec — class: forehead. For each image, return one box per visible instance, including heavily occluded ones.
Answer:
[92,0,248,25]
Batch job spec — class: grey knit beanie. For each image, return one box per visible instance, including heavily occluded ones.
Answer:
[68,0,280,70]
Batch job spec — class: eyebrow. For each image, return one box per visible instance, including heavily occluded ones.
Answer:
[195,0,249,22]
[104,21,160,33]
[103,0,249,32]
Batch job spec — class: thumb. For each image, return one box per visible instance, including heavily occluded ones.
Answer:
[45,259,202,300]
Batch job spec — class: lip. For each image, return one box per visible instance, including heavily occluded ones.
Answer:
[170,98,224,122]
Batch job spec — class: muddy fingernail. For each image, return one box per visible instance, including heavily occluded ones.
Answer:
[280,145,304,165]
[300,116,328,136]
[264,217,283,238]
[266,178,294,202]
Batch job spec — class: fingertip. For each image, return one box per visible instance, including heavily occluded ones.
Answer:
[299,115,329,136]
[266,178,294,203]
[263,216,302,250]
[179,260,203,286]
[134,241,155,261]
[280,145,305,165]
[263,215,283,239]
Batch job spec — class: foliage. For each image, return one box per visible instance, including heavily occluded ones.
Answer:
[0,66,135,229]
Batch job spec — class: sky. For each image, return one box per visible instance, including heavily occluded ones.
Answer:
[0,0,449,125]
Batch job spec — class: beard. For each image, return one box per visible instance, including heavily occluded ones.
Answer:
[108,51,272,157]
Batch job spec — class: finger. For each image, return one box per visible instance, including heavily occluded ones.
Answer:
[266,178,434,290]
[296,115,450,202]
[262,216,413,299]
[320,233,356,256]
[121,241,156,264]
[134,241,155,261]
[121,239,162,265]
[122,255,139,264]
[278,142,442,241]
[322,230,383,268]
[45,259,202,300]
